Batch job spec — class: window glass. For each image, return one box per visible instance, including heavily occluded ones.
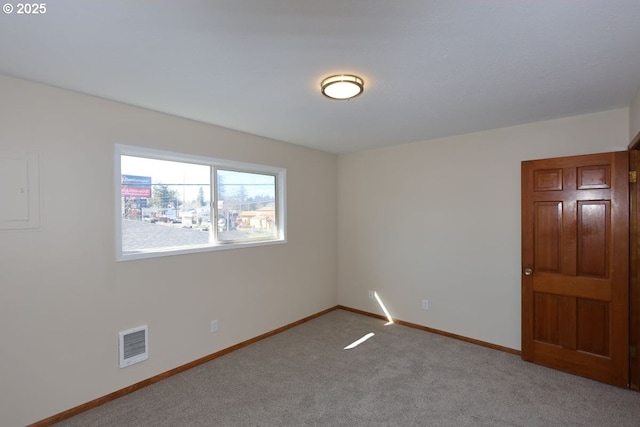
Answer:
[117,145,286,260]
[216,169,277,242]
[121,156,212,253]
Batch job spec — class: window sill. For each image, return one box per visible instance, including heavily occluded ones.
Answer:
[117,238,287,262]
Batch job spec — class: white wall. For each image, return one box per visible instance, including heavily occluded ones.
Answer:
[0,75,338,427]
[338,108,629,351]
[631,86,640,141]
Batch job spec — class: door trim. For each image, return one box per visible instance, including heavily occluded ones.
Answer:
[628,134,640,390]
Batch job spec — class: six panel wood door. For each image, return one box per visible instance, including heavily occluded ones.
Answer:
[521,151,629,387]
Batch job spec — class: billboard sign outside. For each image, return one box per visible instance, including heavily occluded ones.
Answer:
[121,174,152,198]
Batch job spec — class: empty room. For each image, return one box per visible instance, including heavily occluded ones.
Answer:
[2,2,640,426]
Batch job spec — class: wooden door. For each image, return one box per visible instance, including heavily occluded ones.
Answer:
[521,151,629,387]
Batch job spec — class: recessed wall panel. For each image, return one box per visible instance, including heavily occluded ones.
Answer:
[534,293,560,346]
[577,165,611,190]
[577,299,610,357]
[577,201,610,278]
[534,169,563,191]
[534,202,562,273]
[0,151,39,229]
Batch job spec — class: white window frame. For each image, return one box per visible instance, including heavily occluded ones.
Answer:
[115,144,286,261]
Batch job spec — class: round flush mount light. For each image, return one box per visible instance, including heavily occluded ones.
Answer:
[321,74,364,100]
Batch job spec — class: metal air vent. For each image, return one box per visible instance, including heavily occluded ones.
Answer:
[119,325,148,368]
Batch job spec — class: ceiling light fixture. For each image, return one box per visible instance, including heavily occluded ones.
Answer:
[321,74,364,100]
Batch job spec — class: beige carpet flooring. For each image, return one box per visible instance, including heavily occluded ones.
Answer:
[55,309,640,426]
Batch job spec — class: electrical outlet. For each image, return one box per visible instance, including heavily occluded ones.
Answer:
[368,290,374,300]
[210,320,218,333]
[422,300,429,310]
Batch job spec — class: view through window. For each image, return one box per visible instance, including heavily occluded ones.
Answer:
[117,145,285,260]
[216,169,277,242]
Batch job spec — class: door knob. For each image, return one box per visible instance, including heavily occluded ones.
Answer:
[524,267,533,276]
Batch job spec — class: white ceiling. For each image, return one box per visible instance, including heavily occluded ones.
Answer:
[1,1,640,154]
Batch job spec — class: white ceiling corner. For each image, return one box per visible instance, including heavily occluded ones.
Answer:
[1,0,639,153]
